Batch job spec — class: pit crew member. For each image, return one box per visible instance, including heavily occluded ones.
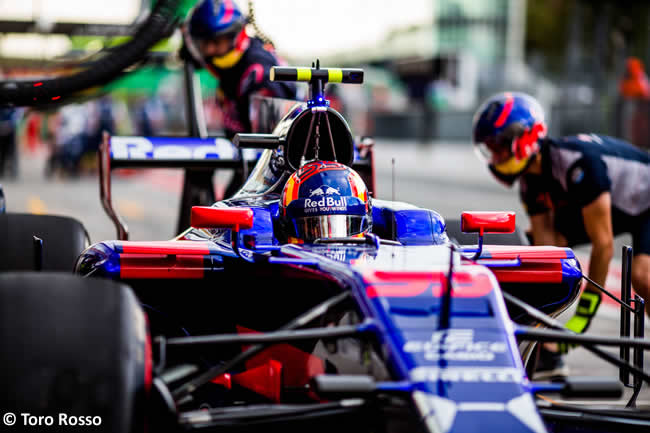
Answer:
[185,0,296,198]
[186,0,296,137]
[472,92,650,378]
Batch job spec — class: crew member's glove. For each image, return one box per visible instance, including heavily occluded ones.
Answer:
[558,290,602,353]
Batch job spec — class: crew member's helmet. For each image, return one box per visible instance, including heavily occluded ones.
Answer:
[472,92,547,185]
[188,0,249,69]
[280,161,372,243]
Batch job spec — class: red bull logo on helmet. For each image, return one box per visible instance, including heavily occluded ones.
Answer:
[287,194,366,219]
[282,160,370,219]
[304,196,348,213]
[309,187,324,197]
[309,186,341,197]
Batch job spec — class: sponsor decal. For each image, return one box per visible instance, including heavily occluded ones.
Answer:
[570,166,584,184]
[412,392,546,433]
[576,133,603,144]
[111,136,238,161]
[323,249,348,262]
[303,196,349,214]
[310,187,325,197]
[309,186,341,197]
[403,329,507,362]
[239,250,254,260]
[410,366,523,384]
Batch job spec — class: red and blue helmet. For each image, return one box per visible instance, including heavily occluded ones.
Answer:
[472,92,547,185]
[188,0,250,69]
[189,0,246,40]
[280,161,372,243]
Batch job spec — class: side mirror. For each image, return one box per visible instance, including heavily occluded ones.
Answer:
[461,211,515,235]
[460,211,515,260]
[191,206,254,231]
[191,207,254,257]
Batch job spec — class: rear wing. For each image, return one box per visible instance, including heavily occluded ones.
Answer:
[105,134,261,169]
[99,133,260,240]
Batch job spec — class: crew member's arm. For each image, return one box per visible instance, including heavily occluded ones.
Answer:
[556,191,612,345]
[582,191,614,289]
[582,191,614,291]
[530,211,566,246]
[558,155,611,341]
[566,154,613,291]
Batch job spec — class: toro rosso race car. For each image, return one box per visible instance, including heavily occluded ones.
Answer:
[1,65,649,433]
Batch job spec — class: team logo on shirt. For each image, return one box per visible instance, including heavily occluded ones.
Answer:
[575,134,603,144]
[570,166,585,184]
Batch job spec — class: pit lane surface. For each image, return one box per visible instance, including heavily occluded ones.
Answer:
[3,139,649,408]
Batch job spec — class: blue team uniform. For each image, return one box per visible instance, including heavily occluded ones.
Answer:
[520,134,650,254]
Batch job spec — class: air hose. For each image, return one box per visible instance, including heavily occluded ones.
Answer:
[0,0,198,107]
[247,0,275,48]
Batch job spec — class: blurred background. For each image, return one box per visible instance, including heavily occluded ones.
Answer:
[1,0,649,398]
[1,0,649,236]
[2,0,650,151]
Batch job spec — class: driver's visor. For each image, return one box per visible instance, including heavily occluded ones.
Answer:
[292,215,368,242]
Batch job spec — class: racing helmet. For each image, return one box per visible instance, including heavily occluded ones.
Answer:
[280,161,372,243]
[472,92,547,185]
[188,0,249,69]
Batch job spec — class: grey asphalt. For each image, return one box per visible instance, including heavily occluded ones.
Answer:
[2,139,648,409]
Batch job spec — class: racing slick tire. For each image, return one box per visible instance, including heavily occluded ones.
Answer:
[0,272,151,433]
[444,218,530,246]
[0,213,89,272]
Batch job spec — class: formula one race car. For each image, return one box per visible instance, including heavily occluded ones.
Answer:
[1,64,649,433]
